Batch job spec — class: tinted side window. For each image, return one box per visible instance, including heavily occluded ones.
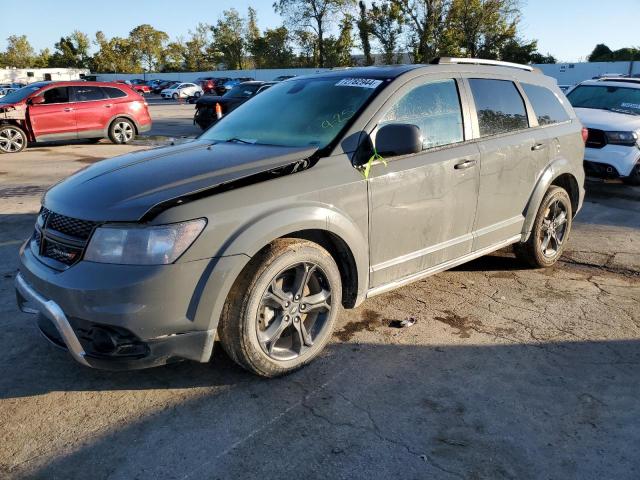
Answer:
[42,87,69,104]
[522,83,570,126]
[73,86,106,102]
[102,87,127,99]
[469,79,528,136]
[380,79,464,149]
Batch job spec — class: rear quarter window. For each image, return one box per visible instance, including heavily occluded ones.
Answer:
[522,83,570,126]
[468,79,529,137]
[102,87,127,99]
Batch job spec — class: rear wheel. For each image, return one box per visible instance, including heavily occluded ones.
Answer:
[0,124,27,154]
[515,186,572,268]
[172,93,179,100]
[194,91,202,98]
[218,239,341,377]
[108,118,135,144]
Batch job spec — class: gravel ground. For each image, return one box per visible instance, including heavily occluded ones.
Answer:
[0,119,638,479]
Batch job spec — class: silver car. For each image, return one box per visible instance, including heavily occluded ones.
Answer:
[16,59,585,376]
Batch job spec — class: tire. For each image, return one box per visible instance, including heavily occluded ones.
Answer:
[194,91,202,98]
[172,93,179,100]
[623,165,640,186]
[108,118,136,145]
[0,124,27,154]
[218,239,342,377]
[515,186,573,268]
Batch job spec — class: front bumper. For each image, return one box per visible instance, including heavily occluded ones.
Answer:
[16,242,220,370]
[584,145,640,178]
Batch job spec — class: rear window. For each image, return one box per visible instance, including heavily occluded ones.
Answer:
[469,79,529,136]
[102,87,127,99]
[73,86,105,102]
[522,83,570,126]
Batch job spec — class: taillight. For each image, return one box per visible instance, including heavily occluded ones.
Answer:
[581,127,589,144]
[215,103,223,119]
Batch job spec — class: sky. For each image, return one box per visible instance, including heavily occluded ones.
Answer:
[2,0,639,62]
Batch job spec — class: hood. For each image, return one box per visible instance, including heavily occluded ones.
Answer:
[574,107,640,131]
[43,140,317,222]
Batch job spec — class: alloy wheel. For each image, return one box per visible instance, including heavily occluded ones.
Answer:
[257,262,332,361]
[0,127,25,153]
[539,199,568,258]
[113,122,134,143]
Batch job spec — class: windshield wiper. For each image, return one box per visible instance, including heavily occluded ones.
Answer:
[223,137,255,144]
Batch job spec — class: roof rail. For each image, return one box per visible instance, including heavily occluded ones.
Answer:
[597,77,640,84]
[430,57,535,72]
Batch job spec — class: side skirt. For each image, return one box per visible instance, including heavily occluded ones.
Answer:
[366,235,521,298]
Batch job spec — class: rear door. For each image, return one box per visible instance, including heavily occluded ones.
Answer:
[367,74,480,288]
[71,85,110,138]
[464,76,546,251]
[28,86,77,140]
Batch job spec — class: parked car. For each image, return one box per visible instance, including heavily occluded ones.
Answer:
[193,81,276,129]
[116,80,152,95]
[0,81,151,153]
[15,60,585,376]
[161,82,203,99]
[566,77,640,184]
[152,80,176,94]
[0,87,18,98]
[221,77,255,92]
[195,77,230,94]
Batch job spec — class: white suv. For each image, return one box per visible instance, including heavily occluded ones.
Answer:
[566,78,640,185]
[160,82,203,100]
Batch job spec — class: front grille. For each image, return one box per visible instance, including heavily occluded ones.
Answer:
[34,208,99,268]
[586,128,607,149]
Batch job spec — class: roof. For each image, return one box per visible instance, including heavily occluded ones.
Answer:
[579,79,640,89]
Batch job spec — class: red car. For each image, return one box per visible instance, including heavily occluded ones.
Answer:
[0,81,152,153]
[117,80,152,95]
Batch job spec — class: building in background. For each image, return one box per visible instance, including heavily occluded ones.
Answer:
[0,67,90,85]
[534,61,639,86]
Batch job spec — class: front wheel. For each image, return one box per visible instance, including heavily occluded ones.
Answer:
[194,91,202,98]
[623,164,640,186]
[515,186,573,268]
[218,239,342,377]
[108,118,135,144]
[172,93,179,100]
[0,124,27,154]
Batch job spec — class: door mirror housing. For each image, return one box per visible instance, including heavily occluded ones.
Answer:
[375,123,423,157]
[29,95,45,105]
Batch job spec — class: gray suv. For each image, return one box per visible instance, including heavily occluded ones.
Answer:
[16,59,585,376]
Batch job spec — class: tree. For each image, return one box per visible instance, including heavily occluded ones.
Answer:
[128,24,169,72]
[274,0,355,67]
[587,43,612,62]
[369,1,404,64]
[2,35,35,68]
[91,31,140,73]
[251,27,295,68]
[162,39,188,71]
[211,9,246,70]
[49,31,91,68]
[324,14,355,67]
[33,48,52,68]
[185,23,215,71]
[356,1,374,65]
[391,0,448,62]
[294,30,318,66]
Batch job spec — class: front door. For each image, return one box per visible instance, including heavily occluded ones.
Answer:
[28,86,77,141]
[367,76,480,289]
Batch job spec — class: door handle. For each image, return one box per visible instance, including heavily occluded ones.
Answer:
[531,143,547,151]
[63,107,73,112]
[104,104,112,108]
[454,159,477,170]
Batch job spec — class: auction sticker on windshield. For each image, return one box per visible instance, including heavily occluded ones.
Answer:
[335,78,383,89]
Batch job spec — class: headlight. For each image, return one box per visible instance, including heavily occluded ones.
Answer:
[605,131,639,147]
[84,219,206,265]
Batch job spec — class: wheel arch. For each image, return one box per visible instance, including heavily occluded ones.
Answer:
[521,158,583,241]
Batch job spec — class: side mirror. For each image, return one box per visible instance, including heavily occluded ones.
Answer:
[375,123,423,157]
[30,96,45,105]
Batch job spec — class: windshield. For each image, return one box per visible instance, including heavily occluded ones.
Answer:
[200,76,385,148]
[0,84,43,104]
[224,84,260,98]
[567,85,640,116]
